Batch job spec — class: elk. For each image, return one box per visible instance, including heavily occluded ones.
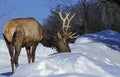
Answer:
[41,11,78,53]
[3,18,43,73]
[3,11,78,73]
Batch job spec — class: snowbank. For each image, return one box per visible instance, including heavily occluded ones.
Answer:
[12,53,113,77]
[0,30,120,77]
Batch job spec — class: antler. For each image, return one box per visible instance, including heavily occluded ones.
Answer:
[57,10,78,39]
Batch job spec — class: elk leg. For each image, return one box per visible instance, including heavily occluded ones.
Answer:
[31,43,38,62]
[14,45,21,68]
[25,47,31,63]
[13,30,22,68]
[3,34,14,73]
[14,35,22,68]
[7,43,14,73]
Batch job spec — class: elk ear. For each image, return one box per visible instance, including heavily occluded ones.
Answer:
[57,32,62,39]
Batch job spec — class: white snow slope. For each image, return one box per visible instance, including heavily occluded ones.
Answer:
[0,30,120,77]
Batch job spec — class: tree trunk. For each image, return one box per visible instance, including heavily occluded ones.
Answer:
[81,0,89,33]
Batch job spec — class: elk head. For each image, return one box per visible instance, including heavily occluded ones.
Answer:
[54,10,78,53]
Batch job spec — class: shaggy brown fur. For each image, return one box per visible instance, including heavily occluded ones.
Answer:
[3,17,42,73]
[40,26,71,53]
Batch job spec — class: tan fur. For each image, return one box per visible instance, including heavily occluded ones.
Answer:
[3,17,43,73]
[3,21,17,42]
[3,18,42,44]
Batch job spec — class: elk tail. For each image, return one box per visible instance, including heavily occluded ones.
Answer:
[3,22,17,42]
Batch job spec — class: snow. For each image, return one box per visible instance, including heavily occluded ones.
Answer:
[0,30,120,77]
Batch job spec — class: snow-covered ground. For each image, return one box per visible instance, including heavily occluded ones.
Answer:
[0,30,120,77]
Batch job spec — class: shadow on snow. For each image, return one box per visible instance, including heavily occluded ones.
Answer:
[0,72,12,76]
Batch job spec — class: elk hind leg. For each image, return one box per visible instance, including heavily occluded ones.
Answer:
[3,34,14,73]
[13,31,22,68]
[14,44,21,68]
[8,43,14,73]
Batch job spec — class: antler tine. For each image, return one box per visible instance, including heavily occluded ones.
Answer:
[66,12,70,19]
[65,13,75,32]
[57,10,64,21]
[69,13,76,22]
[57,10,68,29]
[68,32,79,39]
[66,13,75,27]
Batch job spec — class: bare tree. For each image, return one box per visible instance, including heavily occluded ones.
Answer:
[80,0,89,33]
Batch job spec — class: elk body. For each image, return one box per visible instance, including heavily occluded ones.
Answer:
[3,18,42,73]
[3,11,78,73]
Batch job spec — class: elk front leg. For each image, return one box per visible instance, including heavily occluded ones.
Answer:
[31,43,38,62]
[25,47,31,63]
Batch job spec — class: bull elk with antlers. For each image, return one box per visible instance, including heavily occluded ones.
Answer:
[43,10,78,52]
[3,11,78,73]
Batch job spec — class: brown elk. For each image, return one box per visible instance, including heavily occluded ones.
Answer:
[41,11,78,53]
[3,18,43,73]
[3,11,77,73]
